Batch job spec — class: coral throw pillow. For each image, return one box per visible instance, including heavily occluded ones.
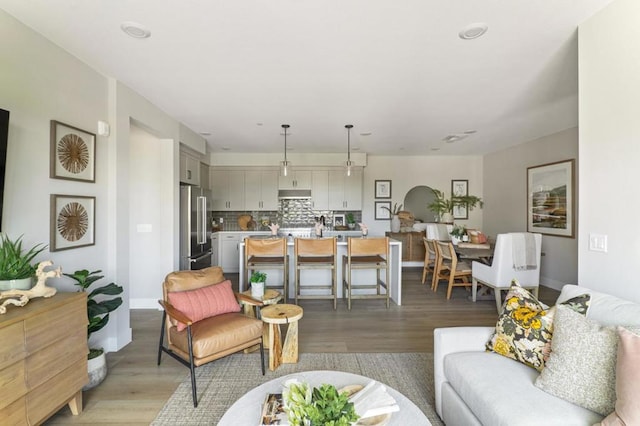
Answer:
[485,280,590,371]
[600,327,640,425]
[168,280,240,331]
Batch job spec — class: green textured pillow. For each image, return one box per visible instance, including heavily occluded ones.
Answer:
[534,305,623,416]
[486,280,590,371]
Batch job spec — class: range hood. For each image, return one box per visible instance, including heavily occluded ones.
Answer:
[278,189,312,199]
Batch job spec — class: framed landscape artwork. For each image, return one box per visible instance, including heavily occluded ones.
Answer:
[50,194,96,251]
[527,159,575,237]
[50,120,96,182]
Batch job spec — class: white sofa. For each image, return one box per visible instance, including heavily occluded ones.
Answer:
[434,284,640,426]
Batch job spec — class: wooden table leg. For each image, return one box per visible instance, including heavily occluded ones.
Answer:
[268,323,282,371]
[281,320,299,364]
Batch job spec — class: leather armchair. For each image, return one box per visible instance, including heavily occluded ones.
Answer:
[157,266,265,407]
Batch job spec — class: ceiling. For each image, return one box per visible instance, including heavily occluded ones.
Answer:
[1,0,613,156]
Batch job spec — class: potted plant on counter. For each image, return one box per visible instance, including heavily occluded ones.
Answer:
[0,234,46,291]
[427,189,483,223]
[65,269,123,390]
[346,213,356,230]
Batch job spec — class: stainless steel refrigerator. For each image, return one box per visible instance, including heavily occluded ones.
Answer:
[180,185,212,270]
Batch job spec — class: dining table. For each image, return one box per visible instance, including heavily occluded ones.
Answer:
[454,242,495,301]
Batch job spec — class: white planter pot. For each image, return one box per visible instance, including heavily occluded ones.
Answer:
[0,277,33,291]
[440,212,454,223]
[251,282,265,299]
[390,215,401,233]
[84,352,108,390]
[451,235,461,245]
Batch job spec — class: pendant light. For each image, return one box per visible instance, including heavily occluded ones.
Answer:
[345,124,354,177]
[281,124,290,177]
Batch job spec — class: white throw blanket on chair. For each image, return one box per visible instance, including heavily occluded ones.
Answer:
[510,232,537,270]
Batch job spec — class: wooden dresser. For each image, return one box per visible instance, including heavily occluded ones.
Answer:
[0,292,88,425]
[386,231,426,262]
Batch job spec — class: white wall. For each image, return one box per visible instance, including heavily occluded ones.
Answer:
[1,10,204,352]
[483,128,579,289]
[363,155,484,236]
[578,0,640,302]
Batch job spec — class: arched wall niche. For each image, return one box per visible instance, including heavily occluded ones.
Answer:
[403,185,438,223]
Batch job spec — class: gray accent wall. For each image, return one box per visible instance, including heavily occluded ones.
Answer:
[483,127,579,290]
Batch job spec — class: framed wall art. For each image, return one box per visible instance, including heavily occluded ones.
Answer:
[527,159,575,238]
[375,180,392,199]
[333,214,345,228]
[50,120,96,182]
[50,194,95,251]
[451,179,469,219]
[375,201,391,220]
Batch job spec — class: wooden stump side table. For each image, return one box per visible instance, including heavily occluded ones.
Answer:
[260,304,303,371]
[239,289,282,353]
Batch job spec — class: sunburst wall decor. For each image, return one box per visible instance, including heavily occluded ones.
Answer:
[50,120,96,182]
[50,194,95,251]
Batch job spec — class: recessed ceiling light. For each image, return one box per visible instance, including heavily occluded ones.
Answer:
[360,132,372,136]
[459,23,488,40]
[256,123,263,126]
[221,147,230,151]
[464,130,477,134]
[352,147,360,151]
[200,132,211,136]
[443,135,462,143]
[431,147,441,151]
[120,21,151,39]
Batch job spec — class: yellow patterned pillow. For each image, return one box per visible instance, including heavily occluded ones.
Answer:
[486,280,590,371]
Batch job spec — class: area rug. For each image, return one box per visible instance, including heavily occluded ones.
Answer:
[152,352,443,425]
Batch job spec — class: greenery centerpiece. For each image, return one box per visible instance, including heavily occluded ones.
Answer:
[283,379,359,426]
[0,234,46,290]
[427,189,483,222]
[250,270,266,298]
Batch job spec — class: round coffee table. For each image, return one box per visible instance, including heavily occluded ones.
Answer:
[218,370,431,425]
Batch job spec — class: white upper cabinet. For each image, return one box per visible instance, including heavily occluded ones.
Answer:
[211,169,245,210]
[311,170,329,210]
[278,170,312,189]
[328,169,363,210]
[199,163,210,190]
[245,170,278,211]
[179,151,201,186]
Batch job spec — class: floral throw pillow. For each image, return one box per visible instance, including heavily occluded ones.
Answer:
[485,280,590,371]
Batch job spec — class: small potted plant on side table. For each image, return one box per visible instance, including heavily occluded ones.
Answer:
[250,271,266,299]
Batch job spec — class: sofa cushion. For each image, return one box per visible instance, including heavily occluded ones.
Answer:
[557,284,640,327]
[168,280,241,331]
[535,305,619,416]
[600,327,640,426]
[443,351,603,426]
[486,280,590,371]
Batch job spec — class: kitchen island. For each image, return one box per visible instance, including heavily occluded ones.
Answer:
[238,237,404,305]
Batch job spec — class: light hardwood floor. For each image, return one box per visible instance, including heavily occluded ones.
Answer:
[46,267,559,425]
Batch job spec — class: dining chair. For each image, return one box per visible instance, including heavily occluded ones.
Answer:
[421,238,437,286]
[294,237,338,309]
[244,237,289,302]
[472,232,542,312]
[342,237,390,310]
[157,266,265,407]
[434,241,472,299]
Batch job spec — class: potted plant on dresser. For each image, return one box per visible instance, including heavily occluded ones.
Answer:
[0,234,46,291]
[65,269,123,390]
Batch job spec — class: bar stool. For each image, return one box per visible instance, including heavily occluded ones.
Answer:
[245,237,289,302]
[342,237,390,310]
[294,237,337,309]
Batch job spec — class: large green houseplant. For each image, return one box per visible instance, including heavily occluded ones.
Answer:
[427,189,483,222]
[65,269,123,390]
[0,234,46,290]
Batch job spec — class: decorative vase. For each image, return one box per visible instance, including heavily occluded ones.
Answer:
[251,282,265,299]
[440,212,454,223]
[390,215,401,233]
[84,351,108,390]
[347,223,356,230]
[451,235,461,245]
[0,277,33,291]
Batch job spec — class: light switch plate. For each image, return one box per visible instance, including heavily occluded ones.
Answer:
[589,233,607,252]
[137,224,152,233]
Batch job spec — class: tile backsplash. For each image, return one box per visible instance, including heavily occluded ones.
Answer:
[211,199,360,231]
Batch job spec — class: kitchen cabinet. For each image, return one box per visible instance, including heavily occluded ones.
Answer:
[179,152,201,186]
[311,170,329,210]
[220,234,241,272]
[210,233,219,266]
[210,170,245,211]
[386,231,426,262]
[200,163,210,190]
[244,170,279,211]
[328,168,363,210]
[278,170,311,189]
